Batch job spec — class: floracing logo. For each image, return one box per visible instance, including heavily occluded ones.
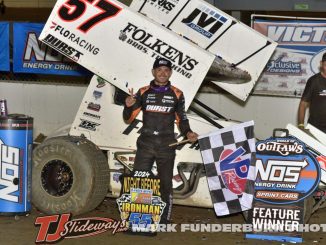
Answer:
[51,22,100,55]
[181,5,228,38]
[265,56,302,75]
[34,213,127,243]
[0,139,21,203]
[119,22,199,78]
[219,147,250,195]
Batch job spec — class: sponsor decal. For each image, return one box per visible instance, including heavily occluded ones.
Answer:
[42,34,83,62]
[148,0,178,13]
[83,112,101,120]
[146,105,173,112]
[265,56,302,75]
[79,119,100,131]
[163,95,173,99]
[119,23,199,78]
[219,147,250,195]
[87,102,101,112]
[93,90,103,100]
[34,213,127,243]
[51,22,100,55]
[96,76,106,88]
[181,5,228,38]
[0,139,22,203]
[162,98,174,104]
[116,170,166,233]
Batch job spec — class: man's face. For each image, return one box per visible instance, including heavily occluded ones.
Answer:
[152,66,172,85]
[321,61,326,73]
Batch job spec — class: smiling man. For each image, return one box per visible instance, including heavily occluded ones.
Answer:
[123,57,198,224]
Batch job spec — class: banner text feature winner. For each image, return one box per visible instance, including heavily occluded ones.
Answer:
[13,22,89,76]
[39,0,215,110]
[253,18,326,97]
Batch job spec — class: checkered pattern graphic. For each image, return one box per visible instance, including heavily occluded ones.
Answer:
[198,121,256,216]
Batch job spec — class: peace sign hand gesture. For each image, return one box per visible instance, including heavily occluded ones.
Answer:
[125,88,136,107]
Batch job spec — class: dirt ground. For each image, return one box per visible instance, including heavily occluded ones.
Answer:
[1,198,326,245]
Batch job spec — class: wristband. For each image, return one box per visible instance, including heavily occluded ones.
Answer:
[298,124,304,127]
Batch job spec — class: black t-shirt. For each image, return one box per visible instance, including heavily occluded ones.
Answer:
[301,73,326,128]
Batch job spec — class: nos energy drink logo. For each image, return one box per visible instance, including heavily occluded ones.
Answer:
[254,138,320,205]
[219,147,250,195]
[0,139,21,203]
[182,5,228,38]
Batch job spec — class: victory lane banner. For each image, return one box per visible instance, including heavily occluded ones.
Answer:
[198,121,256,216]
[246,134,321,243]
[38,0,215,110]
[13,22,90,76]
[116,170,166,233]
[0,22,10,72]
[253,18,326,97]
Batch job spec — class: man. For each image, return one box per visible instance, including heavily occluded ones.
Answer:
[123,57,198,223]
[298,52,326,133]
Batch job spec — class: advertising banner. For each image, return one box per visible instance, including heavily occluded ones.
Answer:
[0,22,10,72]
[253,18,326,97]
[13,22,89,76]
[246,135,321,243]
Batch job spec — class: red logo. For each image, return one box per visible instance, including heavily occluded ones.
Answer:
[34,213,127,243]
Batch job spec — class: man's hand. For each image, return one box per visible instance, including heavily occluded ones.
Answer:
[187,131,198,143]
[125,88,136,107]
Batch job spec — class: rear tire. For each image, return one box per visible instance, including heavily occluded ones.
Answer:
[32,136,109,215]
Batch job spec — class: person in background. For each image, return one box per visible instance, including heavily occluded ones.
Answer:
[298,52,326,133]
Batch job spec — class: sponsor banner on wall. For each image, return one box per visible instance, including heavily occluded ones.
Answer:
[0,22,10,71]
[13,22,89,76]
[253,18,326,97]
[246,135,321,243]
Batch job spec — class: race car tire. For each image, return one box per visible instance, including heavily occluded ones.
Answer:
[32,136,109,215]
